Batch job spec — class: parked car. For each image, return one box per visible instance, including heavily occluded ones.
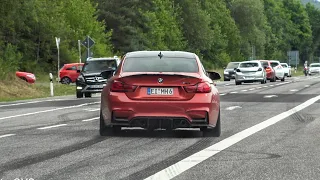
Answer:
[76,57,120,98]
[269,60,285,81]
[235,60,267,85]
[257,60,277,82]
[99,51,221,136]
[280,63,292,77]
[223,62,240,81]
[308,63,320,75]
[15,71,36,84]
[59,63,84,84]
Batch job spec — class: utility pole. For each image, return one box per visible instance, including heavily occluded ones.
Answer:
[55,37,60,81]
[78,40,81,63]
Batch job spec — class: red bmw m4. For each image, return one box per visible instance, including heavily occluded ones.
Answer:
[99,51,221,136]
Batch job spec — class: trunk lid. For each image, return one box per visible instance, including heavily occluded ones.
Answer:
[118,72,202,101]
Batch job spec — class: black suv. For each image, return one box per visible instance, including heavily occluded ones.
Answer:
[76,57,120,98]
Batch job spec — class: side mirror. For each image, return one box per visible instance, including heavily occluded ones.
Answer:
[234,68,237,71]
[258,67,262,71]
[263,66,267,69]
[101,70,114,79]
[206,71,221,80]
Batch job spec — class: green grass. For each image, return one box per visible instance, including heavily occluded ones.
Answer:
[0,73,75,102]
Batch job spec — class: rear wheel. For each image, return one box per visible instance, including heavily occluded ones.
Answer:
[61,77,71,84]
[270,75,276,82]
[76,91,83,98]
[261,78,266,84]
[235,81,241,85]
[224,78,230,81]
[202,110,221,137]
[85,93,92,98]
[100,112,121,136]
[281,75,285,82]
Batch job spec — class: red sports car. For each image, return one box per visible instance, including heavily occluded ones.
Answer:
[16,71,36,84]
[99,51,221,137]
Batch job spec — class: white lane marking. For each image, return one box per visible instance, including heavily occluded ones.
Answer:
[0,134,15,139]
[269,85,274,87]
[0,102,100,121]
[230,92,238,94]
[225,106,242,110]
[225,84,230,86]
[0,99,66,108]
[305,85,310,87]
[219,93,226,96]
[263,86,268,88]
[249,88,255,91]
[84,108,100,112]
[256,87,262,89]
[290,89,298,92]
[37,124,67,130]
[275,83,282,86]
[82,117,99,122]
[241,89,248,92]
[145,95,320,180]
[263,95,278,98]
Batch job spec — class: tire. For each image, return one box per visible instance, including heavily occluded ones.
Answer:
[235,81,241,85]
[270,75,276,82]
[76,91,83,98]
[202,110,221,137]
[100,111,121,136]
[61,77,72,84]
[261,78,266,84]
[224,78,230,81]
[281,76,285,82]
[84,93,92,98]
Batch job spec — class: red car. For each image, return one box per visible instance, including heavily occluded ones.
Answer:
[99,51,221,137]
[59,63,84,84]
[16,71,36,84]
[257,60,276,82]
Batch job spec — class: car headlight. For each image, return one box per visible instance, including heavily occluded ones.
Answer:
[26,74,36,79]
[77,75,85,82]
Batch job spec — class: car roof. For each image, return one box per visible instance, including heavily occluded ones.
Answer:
[125,51,196,59]
[87,57,118,61]
[65,63,83,66]
[240,60,261,64]
[310,63,320,64]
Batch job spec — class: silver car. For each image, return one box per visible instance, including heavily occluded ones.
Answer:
[235,60,267,85]
[308,63,320,75]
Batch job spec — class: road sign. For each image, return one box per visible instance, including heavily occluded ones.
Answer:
[81,36,95,49]
[55,37,60,49]
[287,51,299,67]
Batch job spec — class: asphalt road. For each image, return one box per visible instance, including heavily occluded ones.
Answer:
[0,75,320,180]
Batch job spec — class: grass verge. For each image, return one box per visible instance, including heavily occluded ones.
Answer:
[0,75,75,102]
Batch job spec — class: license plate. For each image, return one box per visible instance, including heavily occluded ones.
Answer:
[245,76,254,79]
[147,88,173,95]
[89,85,104,88]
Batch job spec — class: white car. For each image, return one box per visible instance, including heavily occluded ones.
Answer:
[280,63,292,77]
[235,60,267,85]
[270,60,285,81]
[308,63,320,75]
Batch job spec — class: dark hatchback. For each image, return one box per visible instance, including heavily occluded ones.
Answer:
[223,62,240,81]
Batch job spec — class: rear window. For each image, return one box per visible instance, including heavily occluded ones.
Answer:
[122,57,199,72]
[310,64,320,67]
[239,62,259,68]
[270,62,279,67]
[226,62,239,69]
[83,60,117,72]
[281,64,288,68]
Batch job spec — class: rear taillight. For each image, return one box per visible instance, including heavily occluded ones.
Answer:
[184,82,211,93]
[266,67,272,72]
[110,80,137,92]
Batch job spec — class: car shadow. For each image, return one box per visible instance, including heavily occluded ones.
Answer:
[111,128,204,138]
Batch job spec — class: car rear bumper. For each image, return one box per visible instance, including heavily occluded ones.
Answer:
[101,93,220,129]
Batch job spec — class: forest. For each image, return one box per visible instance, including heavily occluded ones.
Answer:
[1,0,320,78]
